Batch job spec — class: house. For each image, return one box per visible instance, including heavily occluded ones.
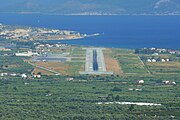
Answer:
[33,74,41,78]
[162,81,176,85]
[137,80,144,85]
[66,78,74,81]
[55,73,60,76]
[46,93,52,97]
[0,73,8,77]
[135,89,142,91]
[172,82,176,85]
[98,96,108,99]
[150,48,156,50]
[147,59,152,62]
[161,59,166,62]
[152,53,159,56]
[128,88,134,91]
[10,73,17,76]
[24,83,29,85]
[163,80,170,84]
[0,46,11,51]
[152,59,157,62]
[21,74,27,79]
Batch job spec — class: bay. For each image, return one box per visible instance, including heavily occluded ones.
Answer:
[0,13,180,49]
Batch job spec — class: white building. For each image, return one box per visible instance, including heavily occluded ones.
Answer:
[147,59,152,62]
[152,59,157,62]
[15,51,39,57]
[162,81,176,85]
[152,53,159,56]
[0,73,8,77]
[161,59,166,62]
[66,78,74,81]
[10,73,17,76]
[137,80,144,84]
[172,82,176,85]
[33,74,41,78]
[21,74,27,79]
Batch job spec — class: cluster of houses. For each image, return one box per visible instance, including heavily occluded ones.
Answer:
[0,27,31,40]
[0,46,11,51]
[35,43,71,53]
[147,58,170,63]
[15,51,39,57]
[1,73,17,77]
[0,72,41,79]
[136,79,177,86]
[128,88,142,91]
[149,48,180,54]
[0,24,75,41]
[162,80,176,85]
[36,43,70,48]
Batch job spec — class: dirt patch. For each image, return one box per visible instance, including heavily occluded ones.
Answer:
[32,68,54,75]
[31,62,70,75]
[104,49,123,75]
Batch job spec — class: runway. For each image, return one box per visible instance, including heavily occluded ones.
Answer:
[80,48,113,75]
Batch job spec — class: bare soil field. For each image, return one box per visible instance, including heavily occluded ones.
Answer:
[32,62,70,75]
[104,49,123,75]
[32,68,54,75]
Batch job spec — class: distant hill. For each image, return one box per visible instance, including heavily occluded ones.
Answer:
[0,0,180,15]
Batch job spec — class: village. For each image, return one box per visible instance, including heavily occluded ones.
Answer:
[0,24,85,41]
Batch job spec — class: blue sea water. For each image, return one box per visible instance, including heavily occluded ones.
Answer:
[0,13,180,49]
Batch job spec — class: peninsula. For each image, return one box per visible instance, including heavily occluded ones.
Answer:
[0,24,97,42]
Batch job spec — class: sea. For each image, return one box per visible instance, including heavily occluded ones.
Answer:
[0,13,180,49]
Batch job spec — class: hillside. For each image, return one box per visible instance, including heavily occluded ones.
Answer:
[0,0,180,15]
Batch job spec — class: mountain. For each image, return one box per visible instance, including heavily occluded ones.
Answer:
[0,0,180,15]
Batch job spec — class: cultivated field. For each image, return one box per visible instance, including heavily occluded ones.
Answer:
[113,49,149,74]
[146,62,180,74]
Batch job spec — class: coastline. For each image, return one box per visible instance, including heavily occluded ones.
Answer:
[1,12,180,16]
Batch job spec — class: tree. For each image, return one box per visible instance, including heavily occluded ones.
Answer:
[111,87,122,92]
[115,95,120,101]
[129,104,135,111]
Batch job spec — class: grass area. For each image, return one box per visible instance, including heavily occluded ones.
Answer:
[114,52,149,74]
[71,58,86,61]
[112,48,134,55]
[146,62,180,74]
[64,62,84,75]
[69,47,86,57]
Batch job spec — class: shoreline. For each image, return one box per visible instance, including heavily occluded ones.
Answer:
[1,12,180,16]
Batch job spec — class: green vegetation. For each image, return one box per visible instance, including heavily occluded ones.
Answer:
[0,56,33,73]
[146,62,180,74]
[0,76,179,120]
[64,62,84,75]
[115,53,149,74]
[0,41,180,119]
[70,47,86,57]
